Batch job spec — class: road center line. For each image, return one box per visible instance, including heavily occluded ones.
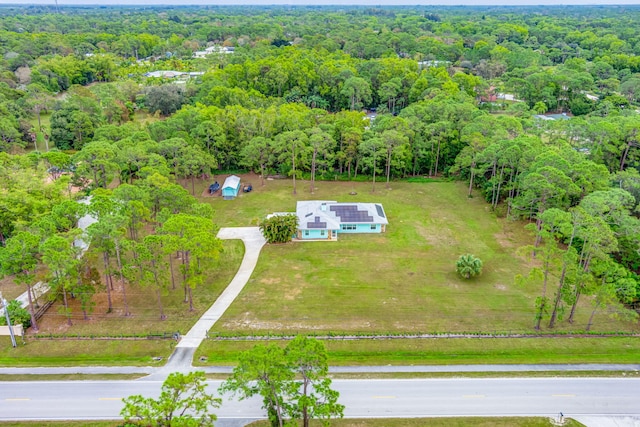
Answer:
[463,394,486,398]
[372,395,396,399]
[551,394,576,397]
[5,398,30,401]
[98,397,123,401]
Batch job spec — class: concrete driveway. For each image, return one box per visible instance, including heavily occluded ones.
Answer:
[159,227,266,373]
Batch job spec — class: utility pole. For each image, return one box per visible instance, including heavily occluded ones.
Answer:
[0,293,17,348]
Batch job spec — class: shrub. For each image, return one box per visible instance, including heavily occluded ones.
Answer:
[259,213,298,244]
[456,254,483,279]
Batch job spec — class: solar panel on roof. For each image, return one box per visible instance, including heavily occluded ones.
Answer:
[375,204,385,218]
[308,222,327,229]
[331,205,373,222]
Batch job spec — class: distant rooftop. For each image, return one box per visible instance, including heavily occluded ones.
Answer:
[534,113,571,121]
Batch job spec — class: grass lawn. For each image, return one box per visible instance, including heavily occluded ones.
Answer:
[2,175,637,366]
[201,176,638,335]
[0,338,172,366]
[0,418,585,427]
[194,336,640,366]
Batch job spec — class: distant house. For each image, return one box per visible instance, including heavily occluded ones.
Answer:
[479,86,498,103]
[295,201,388,240]
[143,71,204,80]
[221,175,241,200]
[193,45,235,58]
[144,70,183,78]
[534,113,571,121]
[418,60,451,70]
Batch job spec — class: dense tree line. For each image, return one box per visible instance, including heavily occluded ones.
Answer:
[0,146,223,327]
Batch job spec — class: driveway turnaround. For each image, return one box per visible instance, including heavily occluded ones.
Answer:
[160,227,266,373]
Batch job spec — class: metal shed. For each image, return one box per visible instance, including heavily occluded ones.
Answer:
[221,175,241,200]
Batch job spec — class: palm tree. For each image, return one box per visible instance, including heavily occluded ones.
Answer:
[456,254,483,279]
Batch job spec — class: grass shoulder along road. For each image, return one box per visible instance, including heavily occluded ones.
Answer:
[0,418,585,427]
[194,336,640,366]
[247,418,584,427]
[0,338,173,367]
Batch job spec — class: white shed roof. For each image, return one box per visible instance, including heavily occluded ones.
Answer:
[222,175,241,190]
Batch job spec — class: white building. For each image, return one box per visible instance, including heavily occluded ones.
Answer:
[193,46,235,58]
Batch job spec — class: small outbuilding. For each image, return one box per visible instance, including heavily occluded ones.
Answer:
[221,175,241,200]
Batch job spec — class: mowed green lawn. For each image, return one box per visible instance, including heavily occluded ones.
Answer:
[202,176,639,335]
[246,418,584,427]
[0,337,173,367]
[0,418,585,427]
[196,336,640,366]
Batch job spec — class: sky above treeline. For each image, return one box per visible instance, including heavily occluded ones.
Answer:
[2,0,640,5]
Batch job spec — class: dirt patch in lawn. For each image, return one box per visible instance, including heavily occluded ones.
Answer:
[0,274,23,301]
[283,286,302,301]
[415,223,456,246]
[494,231,519,249]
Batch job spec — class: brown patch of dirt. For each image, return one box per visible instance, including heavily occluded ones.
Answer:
[415,223,456,246]
[494,232,517,248]
[0,274,23,300]
[283,286,301,301]
[29,279,132,335]
[201,187,219,198]
[494,284,507,291]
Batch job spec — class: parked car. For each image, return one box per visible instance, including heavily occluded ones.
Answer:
[243,184,253,193]
[209,182,220,193]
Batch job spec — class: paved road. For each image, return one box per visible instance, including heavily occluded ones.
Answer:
[0,378,639,422]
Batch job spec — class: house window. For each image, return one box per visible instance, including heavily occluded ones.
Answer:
[320,230,326,236]
[371,224,377,230]
[341,224,356,231]
[304,230,309,236]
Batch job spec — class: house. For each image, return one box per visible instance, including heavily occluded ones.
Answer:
[418,60,451,70]
[534,113,571,121]
[193,45,235,58]
[144,70,183,78]
[295,201,388,240]
[221,175,241,200]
